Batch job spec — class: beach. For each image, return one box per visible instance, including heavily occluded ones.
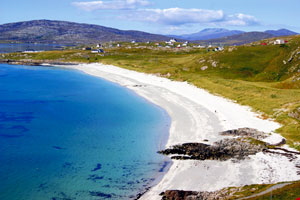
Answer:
[65,63,300,199]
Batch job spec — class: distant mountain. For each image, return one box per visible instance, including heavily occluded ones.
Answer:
[265,29,298,36]
[199,32,275,46]
[172,28,298,43]
[173,28,245,40]
[0,20,171,44]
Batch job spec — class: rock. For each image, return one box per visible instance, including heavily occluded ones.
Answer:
[201,66,208,71]
[161,188,240,200]
[161,190,199,200]
[211,61,218,67]
[159,138,266,161]
[288,107,300,121]
[220,127,268,140]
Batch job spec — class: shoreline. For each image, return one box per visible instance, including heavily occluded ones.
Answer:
[62,63,300,199]
[8,61,298,199]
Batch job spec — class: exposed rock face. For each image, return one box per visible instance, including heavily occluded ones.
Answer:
[160,188,239,200]
[220,127,268,140]
[288,107,300,121]
[159,138,266,161]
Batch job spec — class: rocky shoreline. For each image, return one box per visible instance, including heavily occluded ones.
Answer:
[158,128,281,161]
[156,128,300,200]
[0,58,78,66]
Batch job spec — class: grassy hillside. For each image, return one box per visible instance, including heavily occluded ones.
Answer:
[1,36,300,150]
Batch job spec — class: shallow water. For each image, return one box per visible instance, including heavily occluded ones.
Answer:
[0,64,170,200]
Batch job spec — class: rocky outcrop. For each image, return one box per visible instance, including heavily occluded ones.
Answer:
[159,137,267,161]
[160,188,240,200]
[0,59,78,66]
[220,127,268,140]
[288,107,300,121]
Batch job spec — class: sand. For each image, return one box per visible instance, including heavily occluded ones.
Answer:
[63,63,300,199]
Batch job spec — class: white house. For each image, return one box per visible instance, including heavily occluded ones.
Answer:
[91,49,105,53]
[214,47,224,51]
[182,41,189,47]
[274,39,285,45]
[197,45,206,48]
[131,40,136,43]
[169,38,177,43]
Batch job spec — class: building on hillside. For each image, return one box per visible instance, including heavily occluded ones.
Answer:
[169,38,177,43]
[197,45,206,48]
[214,47,224,51]
[96,43,102,48]
[131,40,136,43]
[274,39,285,45]
[91,49,105,53]
[261,42,268,45]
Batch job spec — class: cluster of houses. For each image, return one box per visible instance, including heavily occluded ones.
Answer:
[81,39,225,53]
[261,39,288,46]
[82,43,105,53]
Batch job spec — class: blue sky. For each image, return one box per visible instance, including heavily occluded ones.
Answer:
[1,0,299,34]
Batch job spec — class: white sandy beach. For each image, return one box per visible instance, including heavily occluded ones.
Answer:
[65,63,300,199]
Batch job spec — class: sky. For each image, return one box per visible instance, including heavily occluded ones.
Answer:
[1,0,300,35]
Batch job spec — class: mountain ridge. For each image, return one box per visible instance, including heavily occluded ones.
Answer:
[0,19,171,44]
[0,20,298,45]
[172,28,245,40]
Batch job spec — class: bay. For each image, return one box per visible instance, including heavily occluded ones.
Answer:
[0,64,170,200]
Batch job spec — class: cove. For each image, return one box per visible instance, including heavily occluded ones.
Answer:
[0,64,170,200]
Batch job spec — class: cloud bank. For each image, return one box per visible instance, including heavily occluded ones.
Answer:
[72,1,259,26]
[72,0,150,11]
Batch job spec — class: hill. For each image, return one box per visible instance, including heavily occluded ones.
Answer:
[173,28,298,45]
[173,28,244,40]
[198,31,276,45]
[265,29,298,36]
[0,20,171,44]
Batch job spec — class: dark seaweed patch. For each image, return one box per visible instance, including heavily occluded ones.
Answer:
[0,111,34,123]
[89,191,112,198]
[0,124,29,138]
[52,146,66,150]
[87,174,104,182]
[159,161,170,172]
[91,163,102,172]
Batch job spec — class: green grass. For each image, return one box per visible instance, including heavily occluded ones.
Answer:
[245,182,300,200]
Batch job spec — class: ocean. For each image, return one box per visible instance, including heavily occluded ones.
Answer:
[0,63,170,200]
[0,43,70,53]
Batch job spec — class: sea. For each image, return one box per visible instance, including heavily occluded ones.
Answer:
[0,63,170,200]
[0,43,70,53]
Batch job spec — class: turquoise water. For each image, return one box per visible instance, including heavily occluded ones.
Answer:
[0,64,170,200]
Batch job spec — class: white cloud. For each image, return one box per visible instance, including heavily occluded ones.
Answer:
[72,0,150,11]
[72,2,259,28]
[140,8,224,25]
[123,8,259,27]
[224,13,259,26]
